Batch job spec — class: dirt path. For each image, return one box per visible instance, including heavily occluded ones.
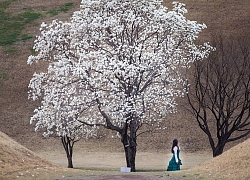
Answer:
[37,150,212,170]
[61,174,185,180]
[36,150,212,180]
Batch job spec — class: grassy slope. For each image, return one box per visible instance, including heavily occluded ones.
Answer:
[0,131,63,180]
[186,138,250,180]
[0,0,249,155]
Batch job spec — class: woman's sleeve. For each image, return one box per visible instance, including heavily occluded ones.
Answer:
[173,146,178,163]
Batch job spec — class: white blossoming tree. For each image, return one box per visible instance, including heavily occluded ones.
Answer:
[29,71,97,168]
[28,0,213,171]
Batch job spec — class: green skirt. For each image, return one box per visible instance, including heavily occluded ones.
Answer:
[167,154,182,171]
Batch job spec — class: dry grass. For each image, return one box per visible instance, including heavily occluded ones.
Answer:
[0,131,78,180]
[0,131,95,180]
[187,138,250,180]
[163,0,250,41]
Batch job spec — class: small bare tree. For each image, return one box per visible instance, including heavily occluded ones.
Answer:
[186,35,250,157]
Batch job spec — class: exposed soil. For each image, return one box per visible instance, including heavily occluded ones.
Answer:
[37,148,212,171]
[57,174,186,180]
[0,131,63,180]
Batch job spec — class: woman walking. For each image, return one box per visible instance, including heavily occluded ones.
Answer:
[167,139,182,171]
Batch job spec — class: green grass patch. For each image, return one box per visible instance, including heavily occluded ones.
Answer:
[0,0,41,46]
[0,1,74,47]
[0,68,9,97]
[0,69,9,81]
[59,2,74,12]
[30,47,36,54]
[17,10,41,23]
[47,2,73,16]
[47,9,58,16]
[3,46,17,54]
[21,34,33,41]
[0,0,17,10]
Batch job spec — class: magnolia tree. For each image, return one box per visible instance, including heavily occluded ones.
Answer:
[28,72,97,168]
[28,0,212,171]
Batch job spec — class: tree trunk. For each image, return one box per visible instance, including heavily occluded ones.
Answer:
[129,120,137,172]
[61,136,74,168]
[124,143,130,167]
[213,142,225,157]
[67,154,73,168]
[206,131,226,157]
[121,120,137,172]
[122,137,137,172]
[129,137,137,172]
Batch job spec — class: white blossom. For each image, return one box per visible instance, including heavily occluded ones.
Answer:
[28,0,213,138]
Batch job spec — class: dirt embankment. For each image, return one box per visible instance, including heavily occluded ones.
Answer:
[0,131,65,180]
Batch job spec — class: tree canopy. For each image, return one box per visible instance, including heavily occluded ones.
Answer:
[28,0,212,171]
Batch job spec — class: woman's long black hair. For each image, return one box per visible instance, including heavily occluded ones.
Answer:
[171,139,179,154]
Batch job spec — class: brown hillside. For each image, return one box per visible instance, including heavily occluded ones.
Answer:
[189,138,250,180]
[0,131,62,180]
[0,0,249,155]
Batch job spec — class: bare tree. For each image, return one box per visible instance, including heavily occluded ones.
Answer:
[186,35,250,157]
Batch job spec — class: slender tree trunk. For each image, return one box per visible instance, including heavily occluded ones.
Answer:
[129,138,137,172]
[61,136,74,168]
[121,120,137,172]
[122,122,131,169]
[123,141,131,167]
[129,120,137,172]
[67,153,73,168]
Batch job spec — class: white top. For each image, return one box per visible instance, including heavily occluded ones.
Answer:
[173,146,179,163]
